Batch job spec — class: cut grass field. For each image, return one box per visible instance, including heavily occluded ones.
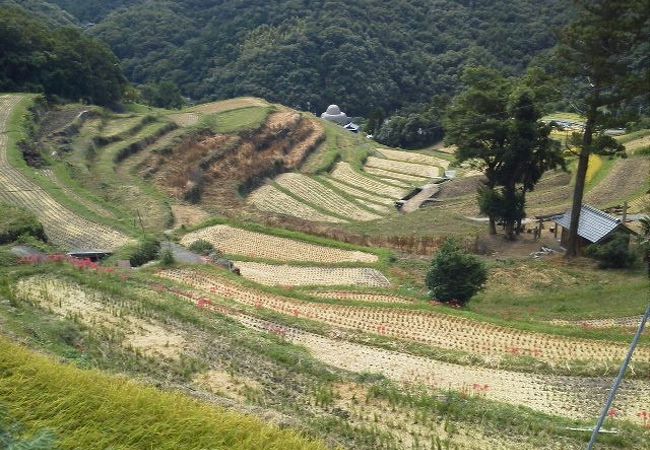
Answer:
[0,337,328,450]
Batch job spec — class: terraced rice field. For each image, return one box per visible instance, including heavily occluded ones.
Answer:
[157,269,649,366]
[234,262,391,287]
[585,157,650,207]
[365,157,439,178]
[189,97,269,114]
[331,162,409,198]
[180,224,379,263]
[320,177,394,206]
[0,95,133,250]
[306,291,415,305]
[363,167,429,184]
[248,185,346,223]
[156,269,650,424]
[376,148,451,169]
[275,173,381,221]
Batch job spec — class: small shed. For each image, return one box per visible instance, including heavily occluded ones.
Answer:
[553,204,634,253]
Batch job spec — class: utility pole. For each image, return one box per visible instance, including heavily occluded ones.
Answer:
[587,303,650,449]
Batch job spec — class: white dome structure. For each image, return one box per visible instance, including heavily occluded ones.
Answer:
[321,104,351,125]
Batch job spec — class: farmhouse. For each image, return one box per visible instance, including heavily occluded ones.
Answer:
[553,204,635,253]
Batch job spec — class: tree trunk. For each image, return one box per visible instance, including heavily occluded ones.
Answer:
[488,216,497,235]
[565,114,596,257]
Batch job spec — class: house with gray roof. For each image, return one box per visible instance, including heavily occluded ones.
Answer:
[553,204,635,253]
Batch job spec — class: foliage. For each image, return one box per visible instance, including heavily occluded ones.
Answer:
[42,0,571,117]
[188,239,215,256]
[0,7,126,105]
[111,235,160,267]
[0,204,47,244]
[0,406,56,450]
[374,102,444,149]
[140,81,185,109]
[160,248,175,267]
[426,239,487,305]
[444,67,564,238]
[586,233,637,269]
[555,0,648,256]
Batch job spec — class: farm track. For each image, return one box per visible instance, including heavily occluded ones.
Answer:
[157,269,650,366]
[0,95,132,250]
[155,271,650,423]
[180,224,378,264]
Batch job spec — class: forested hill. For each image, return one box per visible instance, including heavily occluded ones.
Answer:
[45,0,571,116]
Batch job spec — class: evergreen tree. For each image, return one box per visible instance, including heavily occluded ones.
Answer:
[556,0,649,257]
[444,68,563,239]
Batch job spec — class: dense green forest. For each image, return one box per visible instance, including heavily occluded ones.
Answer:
[43,0,571,118]
[0,6,126,105]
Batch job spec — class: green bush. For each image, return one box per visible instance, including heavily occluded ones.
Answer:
[110,236,160,267]
[187,239,215,256]
[586,233,637,269]
[0,204,47,244]
[426,239,487,305]
[160,248,175,267]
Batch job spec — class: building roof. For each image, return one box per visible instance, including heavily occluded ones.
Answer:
[555,204,623,243]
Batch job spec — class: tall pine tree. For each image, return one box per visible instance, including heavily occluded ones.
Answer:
[557,0,649,256]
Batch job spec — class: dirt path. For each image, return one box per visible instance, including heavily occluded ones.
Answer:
[400,183,441,213]
[0,95,132,250]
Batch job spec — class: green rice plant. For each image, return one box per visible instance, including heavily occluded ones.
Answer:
[0,336,329,450]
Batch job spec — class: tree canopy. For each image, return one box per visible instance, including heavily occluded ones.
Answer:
[0,7,126,105]
[444,67,564,238]
[43,0,570,117]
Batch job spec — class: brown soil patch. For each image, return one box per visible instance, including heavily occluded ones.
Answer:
[140,113,324,211]
[171,203,211,229]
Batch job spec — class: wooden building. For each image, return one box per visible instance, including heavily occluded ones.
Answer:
[554,204,634,254]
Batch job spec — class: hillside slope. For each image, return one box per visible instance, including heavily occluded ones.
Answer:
[45,0,570,115]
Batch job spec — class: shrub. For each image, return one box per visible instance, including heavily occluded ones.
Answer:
[426,239,487,305]
[110,236,160,267]
[0,204,47,245]
[586,233,636,269]
[160,248,175,267]
[188,239,215,256]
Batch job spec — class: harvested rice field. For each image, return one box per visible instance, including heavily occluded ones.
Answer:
[180,224,379,263]
[365,156,440,178]
[275,173,381,221]
[330,162,409,198]
[376,148,451,169]
[248,184,347,223]
[233,262,391,287]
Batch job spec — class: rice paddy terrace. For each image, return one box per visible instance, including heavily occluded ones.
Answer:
[1,93,649,449]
